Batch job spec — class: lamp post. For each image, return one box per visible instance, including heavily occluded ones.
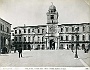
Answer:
[75,27,78,58]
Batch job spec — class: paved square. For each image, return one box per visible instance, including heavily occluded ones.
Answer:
[0,50,89,67]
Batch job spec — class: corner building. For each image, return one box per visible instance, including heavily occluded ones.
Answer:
[13,4,90,50]
[0,18,12,53]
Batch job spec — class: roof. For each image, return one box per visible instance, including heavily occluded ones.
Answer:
[0,18,12,25]
[13,25,47,29]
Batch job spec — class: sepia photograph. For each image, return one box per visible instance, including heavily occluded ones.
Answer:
[0,0,90,70]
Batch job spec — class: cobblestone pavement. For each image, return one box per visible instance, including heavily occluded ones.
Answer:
[0,50,89,67]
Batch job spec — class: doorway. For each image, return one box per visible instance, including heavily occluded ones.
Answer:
[50,39,55,50]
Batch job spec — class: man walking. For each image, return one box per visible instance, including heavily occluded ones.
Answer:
[18,46,22,58]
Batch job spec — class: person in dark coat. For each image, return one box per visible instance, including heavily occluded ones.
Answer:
[18,46,22,58]
[71,44,74,53]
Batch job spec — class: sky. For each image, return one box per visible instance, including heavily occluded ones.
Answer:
[0,0,90,29]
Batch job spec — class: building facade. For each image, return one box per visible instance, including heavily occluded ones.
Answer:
[13,4,90,50]
[0,18,12,53]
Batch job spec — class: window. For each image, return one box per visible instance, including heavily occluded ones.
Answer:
[42,29,44,33]
[83,26,85,31]
[15,37,17,41]
[66,27,68,32]
[38,29,40,33]
[1,24,2,30]
[12,39,14,41]
[15,30,17,34]
[28,29,30,33]
[72,36,74,41]
[32,29,34,32]
[12,33,14,36]
[51,15,54,19]
[38,37,40,42]
[82,35,85,41]
[61,36,63,40]
[3,25,4,31]
[77,27,79,31]
[72,27,74,32]
[33,36,35,42]
[61,28,63,32]
[76,35,79,41]
[19,37,21,42]
[24,37,26,42]
[19,30,21,34]
[66,36,68,41]
[28,37,30,42]
[24,29,26,33]
[42,37,44,42]
[7,27,9,33]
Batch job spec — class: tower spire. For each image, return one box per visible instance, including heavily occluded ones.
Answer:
[51,2,53,5]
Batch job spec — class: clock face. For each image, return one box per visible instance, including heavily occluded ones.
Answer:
[49,25,57,33]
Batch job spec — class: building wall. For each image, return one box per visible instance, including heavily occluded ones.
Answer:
[13,25,47,50]
[0,18,11,53]
[13,23,90,50]
[58,23,90,49]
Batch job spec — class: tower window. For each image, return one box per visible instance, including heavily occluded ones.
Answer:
[24,29,26,33]
[51,15,54,19]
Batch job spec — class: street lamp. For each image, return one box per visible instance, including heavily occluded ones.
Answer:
[75,27,79,58]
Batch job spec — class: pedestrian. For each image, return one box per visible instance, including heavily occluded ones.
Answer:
[71,44,74,53]
[18,46,22,58]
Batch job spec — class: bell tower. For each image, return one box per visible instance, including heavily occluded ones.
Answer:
[46,3,58,34]
[45,3,59,50]
[47,3,58,24]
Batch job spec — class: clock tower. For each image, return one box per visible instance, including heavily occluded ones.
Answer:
[45,3,59,50]
[46,3,58,34]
